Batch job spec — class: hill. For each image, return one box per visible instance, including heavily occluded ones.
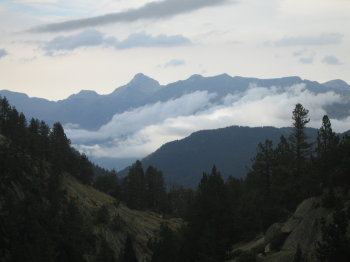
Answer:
[130,126,318,187]
[0,97,181,261]
[0,132,180,261]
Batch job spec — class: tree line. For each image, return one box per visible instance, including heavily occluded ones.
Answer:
[0,96,94,184]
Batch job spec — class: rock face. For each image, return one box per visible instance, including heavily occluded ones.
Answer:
[229,196,345,262]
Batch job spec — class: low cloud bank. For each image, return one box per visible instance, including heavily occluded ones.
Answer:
[65,84,348,160]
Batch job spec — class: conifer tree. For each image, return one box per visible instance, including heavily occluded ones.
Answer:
[289,103,311,174]
[145,166,167,211]
[123,161,146,209]
[316,115,339,186]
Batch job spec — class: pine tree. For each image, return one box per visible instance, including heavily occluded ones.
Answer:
[289,103,311,174]
[248,139,274,196]
[151,223,180,262]
[145,166,167,211]
[316,115,339,186]
[316,209,350,262]
[183,166,234,262]
[49,122,71,174]
[123,161,146,209]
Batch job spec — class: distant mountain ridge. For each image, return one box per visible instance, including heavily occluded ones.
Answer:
[1,74,349,130]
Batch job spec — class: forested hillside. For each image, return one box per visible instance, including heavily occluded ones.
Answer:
[136,126,318,187]
[0,96,181,261]
[1,95,350,262]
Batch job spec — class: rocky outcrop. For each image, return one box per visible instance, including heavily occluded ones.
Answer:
[229,196,347,262]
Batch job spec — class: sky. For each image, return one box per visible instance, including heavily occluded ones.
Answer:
[0,0,349,101]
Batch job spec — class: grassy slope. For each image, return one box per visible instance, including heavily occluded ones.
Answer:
[63,174,181,261]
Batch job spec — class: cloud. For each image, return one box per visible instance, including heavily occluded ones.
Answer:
[66,91,216,146]
[299,57,313,64]
[31,0,231,32]
[66,84,348,160]
[116,32,191,49]
[293,49,307,57]
[164,59,185,67]
[42,29,191,55]
[322,55,341,65]
[43,29,104,55]
[275,33,343,46]
[0,49,8,59]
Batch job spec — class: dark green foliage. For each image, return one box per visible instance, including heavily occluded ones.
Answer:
[121,162,171,213]
[0,97,102,261]
[93,170,120,198]
[315,115,340,186]
[94,205,110,225]
[316,209,350,262]
[145,166,167,212]
[167,184,194,219]
[151,224,181,262]
[321,187,337,209]
[123,161,146,209]
[96,239,116,262]
[290,103,312,175]
[293,244,307,262]
[0,96,95,184]
[76,153,94,185]
[110,215,124,232]
[120,235,138,262]
[3,96,350,262]
[181,166,236,262]
[0,140,95,262]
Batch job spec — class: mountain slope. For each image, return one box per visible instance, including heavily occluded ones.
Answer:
[134,126,318,187]
[0,133,180,261]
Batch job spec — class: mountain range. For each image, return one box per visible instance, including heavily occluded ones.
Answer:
[1,73,350,186]
[1,74,349,130]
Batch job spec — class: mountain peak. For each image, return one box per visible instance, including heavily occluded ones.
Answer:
[130,73,159,84]
[67,90,99,100]
[188,74,203,81]
[125,73,160,89]
[322,79,349,89]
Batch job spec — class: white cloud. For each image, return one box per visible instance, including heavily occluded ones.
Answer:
[322,55,341,65]
[299,57,313,64]
[274,33,343,46]
[164,59,185,67]
[67,84,348,160]
[42,29,191,55]
[0,49,8,58]
[66,90,216,145]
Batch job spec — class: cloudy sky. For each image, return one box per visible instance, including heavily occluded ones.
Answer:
[0,0,349,100]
